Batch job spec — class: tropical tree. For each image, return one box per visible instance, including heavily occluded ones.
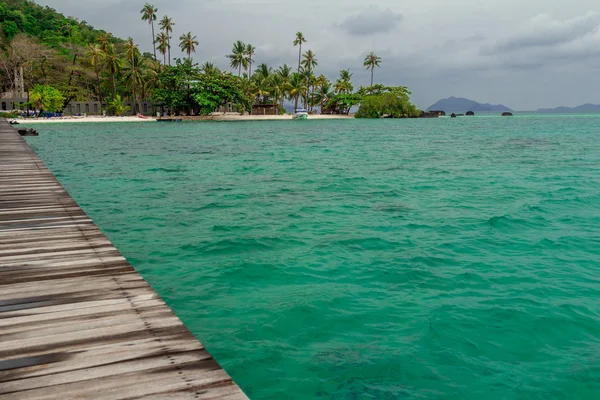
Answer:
[97,32,112,52]
[293,32,306,72]
[287,72,307,111]
[140,3,158,60]
[301,50,318,74]
[200,62,220,75]
[30,84,65,114]
[301,50,318,110]
[159,16,175,65]
[107,94,130,116]
[355,86,419,118]
[335,69,354,94]
[123,38,145,114]
[226,40,248,77]
[179,32,199,60]
[86,44,105,105]
[363,52,382,86]
[246,44,256,78]
[155,32,169,65]
[103,43,120,98]
[315,81,333,113]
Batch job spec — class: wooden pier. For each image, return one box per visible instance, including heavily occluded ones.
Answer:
[0,119,248,399]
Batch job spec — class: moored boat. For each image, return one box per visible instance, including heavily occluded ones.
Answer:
[293,109,308,120]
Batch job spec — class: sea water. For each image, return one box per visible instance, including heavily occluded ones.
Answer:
[26,116,600,399]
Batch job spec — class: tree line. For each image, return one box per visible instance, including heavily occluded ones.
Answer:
[0,1,419,118]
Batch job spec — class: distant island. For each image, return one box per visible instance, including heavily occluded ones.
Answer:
[537,104,600,113]
[427,97,512,113]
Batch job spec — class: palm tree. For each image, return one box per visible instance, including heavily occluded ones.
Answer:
[301,50,318,110]
[140,3,158,60]
[123,45,147,115]
[293,32,307,72]
[179,32,199,60]
[301,50,318,73]
[97,32,112,52]
[287,72,307,111]
[155,32,169,65]
[201,61,220,75]
[103,43,121,98]
[124,38,144,114]
[86,44,105,106]
[255,63,271,80]
[226,40,248,77]
[246,44,256,78]
[339,69,353,83]
[270,74,286,110]
[315,81,332,113]
[159,16,175,65]
[363,52,382,86]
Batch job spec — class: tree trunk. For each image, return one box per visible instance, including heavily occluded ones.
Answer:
[19,65,24,97]
[371,67,374,86]
[298,44,302,71]
[167,38,171,65]
[294,94,299,111]
[249,57,252,78]
[111,73,116,99]
[151,21,157,60]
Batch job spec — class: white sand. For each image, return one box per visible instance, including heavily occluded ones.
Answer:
[18,114,354,124]
[20,116,156,124]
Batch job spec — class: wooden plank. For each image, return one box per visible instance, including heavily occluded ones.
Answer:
[0,120,248,400]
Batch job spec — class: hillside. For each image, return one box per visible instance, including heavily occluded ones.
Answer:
[427,96,512,113]
[537,104,600,113]
[0,0,121,47]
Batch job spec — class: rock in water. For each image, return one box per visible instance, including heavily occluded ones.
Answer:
[466,111,475,116]
[502,112,513,116]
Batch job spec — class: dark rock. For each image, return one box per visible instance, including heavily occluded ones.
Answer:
[466,111,475,116]
[502,112,513,116]
[419,110,445,118]
[450,113,457,118]
[18,128,38,136]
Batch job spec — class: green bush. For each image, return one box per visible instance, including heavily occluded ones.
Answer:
[0,111,19,118]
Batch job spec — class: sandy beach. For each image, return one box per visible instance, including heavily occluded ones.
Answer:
[19,116,157,124]
[17,114,355,124]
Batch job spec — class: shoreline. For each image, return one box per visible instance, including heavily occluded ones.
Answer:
[17,114,355,124]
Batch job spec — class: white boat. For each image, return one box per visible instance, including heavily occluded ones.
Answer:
[293,109,308,120]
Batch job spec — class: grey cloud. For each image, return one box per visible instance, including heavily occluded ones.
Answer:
[337,6,403,36]
[482,11,600,54]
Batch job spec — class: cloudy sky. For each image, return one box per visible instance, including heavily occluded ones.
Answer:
[38,0,600,110]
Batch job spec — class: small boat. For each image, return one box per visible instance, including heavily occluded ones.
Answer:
[293,109,308,120]
[137,114,149,119]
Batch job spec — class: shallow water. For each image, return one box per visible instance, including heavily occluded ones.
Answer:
[26,116,600,399]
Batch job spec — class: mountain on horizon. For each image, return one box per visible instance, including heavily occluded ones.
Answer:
[537,104,600,113]
[427,97,512,113]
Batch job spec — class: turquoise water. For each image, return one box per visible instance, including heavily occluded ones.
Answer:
[25,116,600,399]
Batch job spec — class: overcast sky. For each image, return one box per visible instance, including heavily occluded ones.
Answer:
[38,0,600,110]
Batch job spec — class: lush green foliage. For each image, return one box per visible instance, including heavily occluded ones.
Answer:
[0,3,419,118]
[355,86,420,118]
[0,0,121,46]
[192,73,250,115]
[106,95,130,116]
[0,111,18,118]
[30,84,64,112]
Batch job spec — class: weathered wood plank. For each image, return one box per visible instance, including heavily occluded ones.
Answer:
[0,120,248,400]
